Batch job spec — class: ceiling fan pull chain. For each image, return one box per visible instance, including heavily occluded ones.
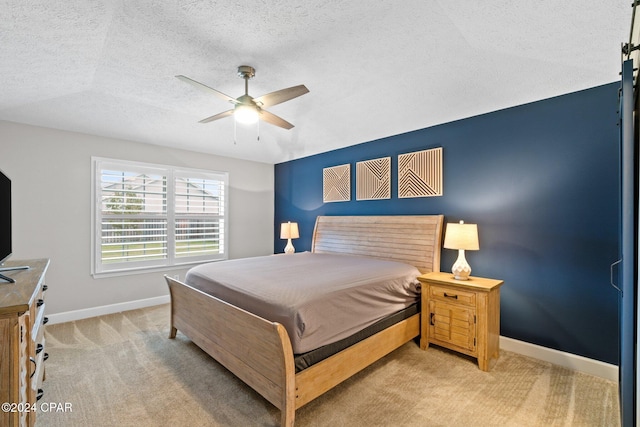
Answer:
[233,117,237,145]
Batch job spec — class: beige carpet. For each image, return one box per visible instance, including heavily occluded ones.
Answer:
[37,304,619,427]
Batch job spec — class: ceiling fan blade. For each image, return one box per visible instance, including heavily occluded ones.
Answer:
[260,110,295,129]
[199,109,234,123]
[253,85,309,108]
[176,75,238,104]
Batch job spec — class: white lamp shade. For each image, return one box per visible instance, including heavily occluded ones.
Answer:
[443,221,479,250]
[280,222,300,239]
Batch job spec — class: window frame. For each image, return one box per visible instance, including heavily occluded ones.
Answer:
[91,157,229,278]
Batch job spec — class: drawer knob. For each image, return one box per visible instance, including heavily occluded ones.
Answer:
[37,389,44,401]
[43,317,49,325]
[44,352,49,361]
[43,284,48,291]
[37,299,44,307]
[36,343,43,354]
[444,292,458,299]
[29,357,36,378]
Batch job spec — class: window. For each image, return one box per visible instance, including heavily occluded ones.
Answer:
[92,158,228,276]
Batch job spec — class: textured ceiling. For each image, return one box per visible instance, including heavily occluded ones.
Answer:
[0,1,631,164]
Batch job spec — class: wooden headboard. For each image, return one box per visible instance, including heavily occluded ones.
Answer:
[311,215,444,273]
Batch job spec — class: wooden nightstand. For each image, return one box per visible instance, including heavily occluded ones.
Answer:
[418,271,503,371]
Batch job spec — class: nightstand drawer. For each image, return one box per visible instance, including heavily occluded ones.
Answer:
[430,285,476,306]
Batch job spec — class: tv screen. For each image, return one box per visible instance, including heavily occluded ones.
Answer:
[0,169,11,264]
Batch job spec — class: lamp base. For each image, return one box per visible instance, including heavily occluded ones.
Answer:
[284,239,295,254]
[451,249,471,280]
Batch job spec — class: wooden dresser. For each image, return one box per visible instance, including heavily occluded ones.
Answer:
[0,259,49,427]
[418,271,503,371]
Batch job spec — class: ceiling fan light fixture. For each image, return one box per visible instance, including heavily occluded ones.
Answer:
[177,65,308,130]
[234,103,259,124]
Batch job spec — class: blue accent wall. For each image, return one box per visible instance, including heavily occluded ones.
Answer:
[274,82,620,364]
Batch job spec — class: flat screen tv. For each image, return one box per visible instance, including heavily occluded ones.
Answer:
[0,169,10,265]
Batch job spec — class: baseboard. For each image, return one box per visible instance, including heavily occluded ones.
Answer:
[46,299,618,382]
[46,295,170,325]
[500,336,618,382]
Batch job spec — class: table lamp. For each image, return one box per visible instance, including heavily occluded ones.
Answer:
[443,220,479,280]
[280,221,299,254]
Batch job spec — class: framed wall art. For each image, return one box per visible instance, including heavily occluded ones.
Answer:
[398,147,443,198]
[323,164,351,202]
[356,157,391,200]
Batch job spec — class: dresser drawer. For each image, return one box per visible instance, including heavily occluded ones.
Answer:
[430,285,476,306]
[30,279,47,426]
[0,259,50,427]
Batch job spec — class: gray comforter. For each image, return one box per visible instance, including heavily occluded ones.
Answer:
[185,252,421,354]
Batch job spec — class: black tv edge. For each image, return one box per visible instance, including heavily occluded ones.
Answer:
[0,169,29,283]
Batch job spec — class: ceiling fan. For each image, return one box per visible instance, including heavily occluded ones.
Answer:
[176,65,309,130]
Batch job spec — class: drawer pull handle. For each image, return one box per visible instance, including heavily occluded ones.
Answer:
[610,260,622,294]
[36,343,43,354]
[37,299,44,307]
[29,357,36,378]
[37,389,44,401]
[430,312,435,326]
[43,317,49,325]
[444,293,458,299]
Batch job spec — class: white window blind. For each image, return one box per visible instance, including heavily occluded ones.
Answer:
[174,171,226,259]
[92,158,228,276]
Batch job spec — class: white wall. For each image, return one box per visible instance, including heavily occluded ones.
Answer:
[0,121,274,316]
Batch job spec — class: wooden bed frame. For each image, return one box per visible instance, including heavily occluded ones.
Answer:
[165,215,444,426]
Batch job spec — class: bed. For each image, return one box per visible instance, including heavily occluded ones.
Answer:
[165,214,444,426]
